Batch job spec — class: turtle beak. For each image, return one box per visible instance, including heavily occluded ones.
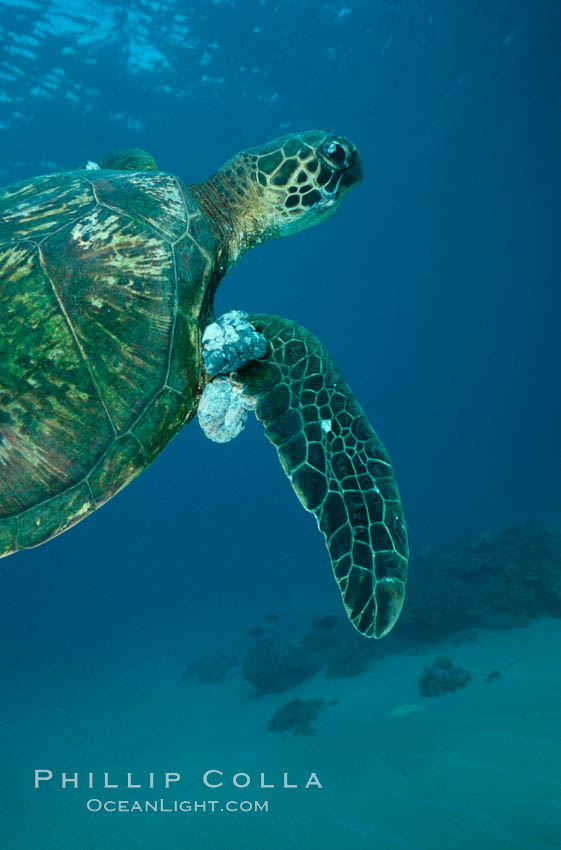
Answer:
[340,143,363,191]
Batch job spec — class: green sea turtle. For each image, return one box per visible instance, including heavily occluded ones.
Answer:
[0,130,408,638]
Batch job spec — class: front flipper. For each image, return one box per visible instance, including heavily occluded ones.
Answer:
[234,314,408,638]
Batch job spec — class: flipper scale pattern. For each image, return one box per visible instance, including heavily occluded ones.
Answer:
[235,314,408,638]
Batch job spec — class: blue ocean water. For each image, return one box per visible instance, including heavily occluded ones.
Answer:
[0,1,560,848]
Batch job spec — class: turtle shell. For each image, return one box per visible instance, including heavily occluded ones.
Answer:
[0,168,217,557]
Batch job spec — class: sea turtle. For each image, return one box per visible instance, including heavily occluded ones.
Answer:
[0,130,408,638]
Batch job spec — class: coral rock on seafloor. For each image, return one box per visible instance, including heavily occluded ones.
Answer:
[400,522,561,640]
[484,669,501,683]
[242,616,392,695]
[268,698,326,736]
[300,615,384,678]
[241,612,409,695]
[418,656,472,697]
[242,638,322,695]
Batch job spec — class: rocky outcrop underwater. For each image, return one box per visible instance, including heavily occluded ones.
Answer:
[180,522,561,720]
[400,521,561,640]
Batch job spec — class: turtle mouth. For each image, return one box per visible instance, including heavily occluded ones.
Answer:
[332,144,363,194]
[314,149,362,210]
[340,145,363,189]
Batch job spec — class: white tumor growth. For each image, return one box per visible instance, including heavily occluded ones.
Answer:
[202,310,267,377]
[197,377,256,443]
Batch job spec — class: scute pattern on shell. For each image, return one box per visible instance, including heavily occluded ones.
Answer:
[0,168,216,557]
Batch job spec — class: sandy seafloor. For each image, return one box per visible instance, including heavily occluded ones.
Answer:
[2,613,560,850]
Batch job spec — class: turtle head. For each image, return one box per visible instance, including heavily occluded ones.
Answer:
[190,130,362,270]
[242,129,363,239]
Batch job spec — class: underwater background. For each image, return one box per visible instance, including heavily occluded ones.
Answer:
[1,0,560,847]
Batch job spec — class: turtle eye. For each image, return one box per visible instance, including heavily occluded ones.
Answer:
[321,139,349,169]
